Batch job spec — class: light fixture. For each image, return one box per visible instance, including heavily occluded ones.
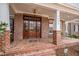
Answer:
[33,9,37,14]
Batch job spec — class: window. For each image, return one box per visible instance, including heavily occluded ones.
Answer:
[29,21,36,31]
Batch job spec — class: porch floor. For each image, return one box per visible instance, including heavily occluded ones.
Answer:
[4,38,79,56]
[5,39,56,56]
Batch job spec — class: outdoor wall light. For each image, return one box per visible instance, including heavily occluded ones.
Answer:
[64,47,68,56]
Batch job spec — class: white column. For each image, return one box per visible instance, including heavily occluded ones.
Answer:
[53,10,61,31]
[71,23,74,35]
[0,3,10,30]
[75,24,78,32]
[65,22,68,35]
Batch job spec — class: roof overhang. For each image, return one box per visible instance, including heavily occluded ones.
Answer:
[35,3,79,16]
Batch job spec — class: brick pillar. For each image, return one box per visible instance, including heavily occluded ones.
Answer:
[4,30,10,49]
[53,30,61,45]
[0,31,10,50]
[53,10,61,45]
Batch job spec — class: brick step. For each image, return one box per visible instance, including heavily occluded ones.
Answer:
[5,44,56,56]
[67,48,79,56]
[74,46,79,51]
[23,49,56,56]
[6,48,56,56]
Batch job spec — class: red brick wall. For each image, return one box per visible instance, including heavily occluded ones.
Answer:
[42,17,49,39]
[14,14,23,41]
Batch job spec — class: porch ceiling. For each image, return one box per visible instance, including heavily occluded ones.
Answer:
[10,3,79,22]
[10,3,56,18]
[60,11,79,22]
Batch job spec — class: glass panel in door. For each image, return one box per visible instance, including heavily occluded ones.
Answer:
[29,21,37,38]
[23,20,29,38]
[37,21,41,38]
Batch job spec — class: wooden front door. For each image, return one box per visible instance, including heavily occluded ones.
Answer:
[23,15,41,39]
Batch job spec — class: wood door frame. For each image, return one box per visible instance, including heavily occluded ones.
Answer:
[23,15,42,39]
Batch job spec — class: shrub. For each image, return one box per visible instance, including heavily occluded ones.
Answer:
[67,34,78,38]
[0,22,8,37]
